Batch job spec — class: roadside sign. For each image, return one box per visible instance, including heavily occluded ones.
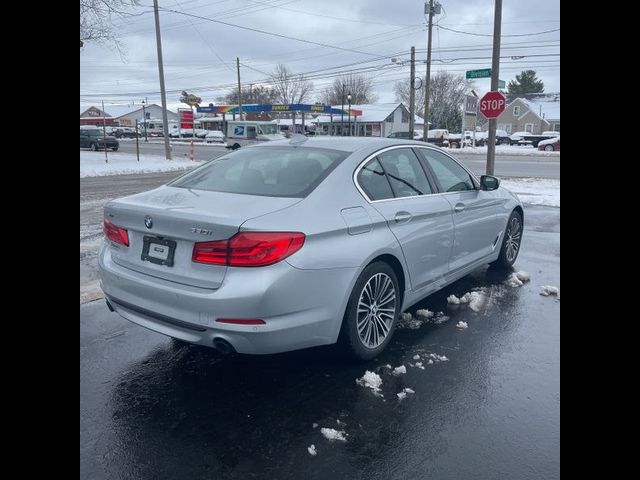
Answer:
[466,68,491,79]
[498,80,506,89]
[464,95,478,115]
[479,91,506,119]
[179,108,194,128]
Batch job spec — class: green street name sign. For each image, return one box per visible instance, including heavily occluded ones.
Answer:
[466,68,491,79]
[498,79,506,88]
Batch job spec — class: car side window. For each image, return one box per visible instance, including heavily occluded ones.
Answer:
[357,158,394,201]
[417,149,475,192]
[377,148,432,198]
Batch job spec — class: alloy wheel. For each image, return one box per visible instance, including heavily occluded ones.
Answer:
[505,216,522,262]
[356,273,396,349]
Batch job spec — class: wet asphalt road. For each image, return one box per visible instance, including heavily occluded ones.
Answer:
[80,205,559,480]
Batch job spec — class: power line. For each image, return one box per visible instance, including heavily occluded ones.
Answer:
[436,25,560,37]
[154,6,394,59]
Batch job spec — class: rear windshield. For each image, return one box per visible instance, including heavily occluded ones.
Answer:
[169,146,349,198]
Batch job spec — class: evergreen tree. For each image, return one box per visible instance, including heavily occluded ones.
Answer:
[507,70,545,94]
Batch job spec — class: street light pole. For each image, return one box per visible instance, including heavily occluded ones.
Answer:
[347,93,352,137]
[341,85,345,136]
[409,46,416,138]
[141,100,148,142]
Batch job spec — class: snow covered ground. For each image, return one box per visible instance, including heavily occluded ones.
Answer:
[501,178,560,207]
[453,145,559,157]
[80,151,203,178]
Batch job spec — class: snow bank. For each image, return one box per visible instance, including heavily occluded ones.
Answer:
[80,151,202,177]
[321,428,347,442]
[454,145,559,157]
[500,178,560,207]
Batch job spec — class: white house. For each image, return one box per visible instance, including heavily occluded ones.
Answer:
[314,103,417,137]
[105,104,178,127]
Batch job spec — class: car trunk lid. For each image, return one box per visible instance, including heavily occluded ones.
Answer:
[104,186,302,289]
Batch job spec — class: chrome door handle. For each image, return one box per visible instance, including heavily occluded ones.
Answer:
[454,203,465,213]
[394,211,412,223]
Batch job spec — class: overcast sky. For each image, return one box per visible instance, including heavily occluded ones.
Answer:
[80,0,559,111]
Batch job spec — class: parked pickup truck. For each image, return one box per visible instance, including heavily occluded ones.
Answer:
[519,132,559,148]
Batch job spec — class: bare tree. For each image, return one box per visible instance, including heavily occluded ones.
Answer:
[269,64,314,104]
[80,0,139,50]
[395,71,468,130]
[319,74,379,105]
[219,84,277,105]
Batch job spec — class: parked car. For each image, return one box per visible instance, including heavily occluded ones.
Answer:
[99,137,524,360]
[426,129,449,147]
[388,131,424,141]
[474,130,510,146]
[205,130,225,143]
[541,131,560,137]
[80,128,119,151]
[509,131,530,145]
[538,136,560,151]
[387,131,412,139]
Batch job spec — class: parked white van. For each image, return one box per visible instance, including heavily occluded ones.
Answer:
[225,121,284,149]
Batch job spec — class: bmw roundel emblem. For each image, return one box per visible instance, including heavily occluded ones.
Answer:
[144,215,153,229]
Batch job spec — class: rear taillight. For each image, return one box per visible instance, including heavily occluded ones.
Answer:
[103,217,129,246]
[193,232,305,267]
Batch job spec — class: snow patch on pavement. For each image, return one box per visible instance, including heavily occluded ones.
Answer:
[356,371,383,396]
[456,321,468,329]
[307,444,317,456]
[447,290,487,312]
[540,285,559,296]
[506,270,530,287]
[392,365,407,376]
[80,151,202,177]
[500,178,560,207]
[320,428,347,442]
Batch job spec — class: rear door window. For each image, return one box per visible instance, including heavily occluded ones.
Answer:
[357,158,394,201]
[377,148,433,198]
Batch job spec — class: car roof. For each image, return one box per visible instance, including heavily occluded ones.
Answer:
[257,136,429,153]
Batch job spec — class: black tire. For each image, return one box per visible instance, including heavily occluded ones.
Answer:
[492,210,523,267]
[112,147,119,151]
[339,261,400,360]
[90,143,97,151]
[544,145,554,151]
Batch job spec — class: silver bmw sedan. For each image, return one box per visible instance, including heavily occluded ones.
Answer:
[99,137,523,360]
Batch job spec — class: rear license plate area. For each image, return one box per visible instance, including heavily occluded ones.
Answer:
[141,236,177,267]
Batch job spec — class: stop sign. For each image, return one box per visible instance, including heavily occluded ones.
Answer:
[479,91,506,118]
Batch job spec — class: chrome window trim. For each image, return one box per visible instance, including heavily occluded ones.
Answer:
[352,144,480,204]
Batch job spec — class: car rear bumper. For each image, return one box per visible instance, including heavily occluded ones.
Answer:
[98,244,357,354]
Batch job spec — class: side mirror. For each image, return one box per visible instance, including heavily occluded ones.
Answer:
[480,175,500,191]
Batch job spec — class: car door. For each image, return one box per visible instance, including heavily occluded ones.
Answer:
[415,147,499,272]
[356,146,454,292]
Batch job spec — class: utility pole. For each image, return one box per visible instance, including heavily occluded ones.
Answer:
[153,0,172,160]
[409,46,416,138]
[236,57,243,121]
[423,0,435,142]
[486,0,503,175]
[341,85,345,135]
